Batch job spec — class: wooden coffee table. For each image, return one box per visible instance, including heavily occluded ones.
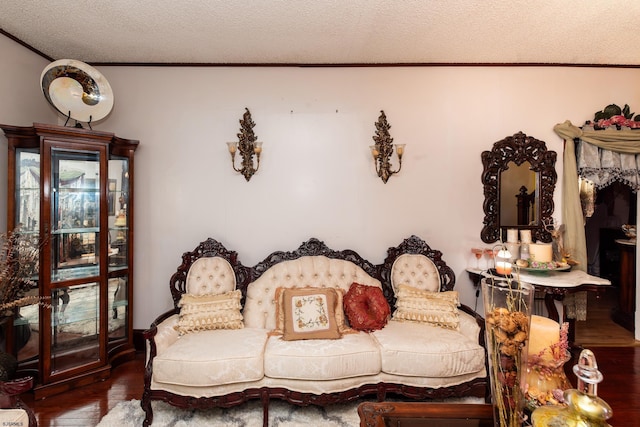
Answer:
[357,402,494,427]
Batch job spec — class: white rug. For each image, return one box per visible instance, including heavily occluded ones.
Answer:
[97,399,363,427]
[97,397,485,427]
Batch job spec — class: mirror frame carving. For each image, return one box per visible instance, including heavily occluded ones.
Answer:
[481,131,557,243]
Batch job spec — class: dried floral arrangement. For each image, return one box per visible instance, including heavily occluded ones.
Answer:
[0,229,48,317]
[483,274,533,427]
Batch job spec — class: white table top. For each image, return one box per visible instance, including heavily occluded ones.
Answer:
[466,267,611,288]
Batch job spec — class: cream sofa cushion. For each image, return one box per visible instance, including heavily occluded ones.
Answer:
[186,257,236,296]
[153,328,268,387]
[372,319,485,378]
[264,332,381,380]
[391,254,441,293]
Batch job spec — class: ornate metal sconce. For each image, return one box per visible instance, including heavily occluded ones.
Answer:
[370,110,405,183]
[227,108,263,181]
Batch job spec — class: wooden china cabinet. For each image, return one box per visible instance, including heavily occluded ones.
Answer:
[1,123,138,398]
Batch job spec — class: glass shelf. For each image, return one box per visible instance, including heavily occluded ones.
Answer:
[52,227,100,235]
[51,265,99,283]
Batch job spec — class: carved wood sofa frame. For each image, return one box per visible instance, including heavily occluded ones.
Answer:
[141,235,487,426]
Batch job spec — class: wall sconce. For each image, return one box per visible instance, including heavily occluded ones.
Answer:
[227,108,263,181]
[369,110,405,183]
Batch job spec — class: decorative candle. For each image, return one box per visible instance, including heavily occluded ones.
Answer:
[529,243,553,263]
[520,229,532,244]
[528,315,560,361]
[507,229,519,243]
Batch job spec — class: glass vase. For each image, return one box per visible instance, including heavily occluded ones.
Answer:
[524,350,572,412]
[482,278,534,427]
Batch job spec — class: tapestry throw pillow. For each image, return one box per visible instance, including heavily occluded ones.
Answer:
[175,289,244,335]
[392,283,460,330]
[282,287,342,341]
[343,282,390,332]
[273,286,351,335]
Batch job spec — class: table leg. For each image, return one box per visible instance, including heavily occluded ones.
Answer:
[543,292,560,323]
[544,291,579,348]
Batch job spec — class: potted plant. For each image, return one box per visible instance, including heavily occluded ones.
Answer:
[0,228,47,381]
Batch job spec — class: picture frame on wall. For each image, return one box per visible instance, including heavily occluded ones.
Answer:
[108,179,117,216]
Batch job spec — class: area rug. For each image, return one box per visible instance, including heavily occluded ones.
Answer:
[97,397,484,427]
[96,399,362,427]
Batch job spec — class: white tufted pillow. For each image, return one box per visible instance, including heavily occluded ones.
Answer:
[391,254,441,294]
[185,257,236,296]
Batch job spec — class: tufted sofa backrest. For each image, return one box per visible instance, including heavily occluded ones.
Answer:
[243,255,381,329]
[185,257,237,296]
[390,253,441,294]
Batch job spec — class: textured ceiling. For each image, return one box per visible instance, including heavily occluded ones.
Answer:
[1,0,640,65]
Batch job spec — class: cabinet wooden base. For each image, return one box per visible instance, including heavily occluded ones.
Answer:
[109,347,137,368]
[33,365,111,400]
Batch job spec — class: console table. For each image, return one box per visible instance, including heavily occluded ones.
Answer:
[466,268,611,346]
[357,402,494,427]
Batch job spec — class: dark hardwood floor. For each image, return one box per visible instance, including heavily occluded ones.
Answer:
[17,287,639,427]
[20,352,145,427]
[574,285,638,347]
[18,347,640,427]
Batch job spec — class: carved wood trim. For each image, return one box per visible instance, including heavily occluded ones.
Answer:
[380,235,455,305]
[168,238,251,308]
[252,237,380,280]
[481,131,557,243]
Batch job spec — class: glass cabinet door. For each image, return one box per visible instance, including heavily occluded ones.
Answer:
[108,157,129,272]
[50,148,101,282]
[107,156,130,345]
[14,149,41,363]
[46,146,104,377]
[50,282,100,373]
[108,276,128,341]
[15,149,41,235]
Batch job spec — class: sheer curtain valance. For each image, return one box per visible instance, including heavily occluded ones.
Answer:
[576,128,640,191]
[554,121,640,272]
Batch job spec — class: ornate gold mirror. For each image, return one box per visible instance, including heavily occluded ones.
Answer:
[481,132,557,243]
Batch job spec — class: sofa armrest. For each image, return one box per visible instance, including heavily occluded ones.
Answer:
[143,309,180,363]
[459,304,486,347]
[145,313,180,360]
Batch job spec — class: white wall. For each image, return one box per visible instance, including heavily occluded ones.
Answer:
[2,36,640,332]
[0,36,55,231]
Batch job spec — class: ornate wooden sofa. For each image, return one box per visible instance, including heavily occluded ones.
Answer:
[141,235,487,426]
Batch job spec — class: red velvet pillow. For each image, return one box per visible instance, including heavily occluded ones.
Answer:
[343,282,390,332]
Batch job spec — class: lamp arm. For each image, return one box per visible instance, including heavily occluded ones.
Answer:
[254,153,261,172]
[390,154,403,174]
[229,151,242,173]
